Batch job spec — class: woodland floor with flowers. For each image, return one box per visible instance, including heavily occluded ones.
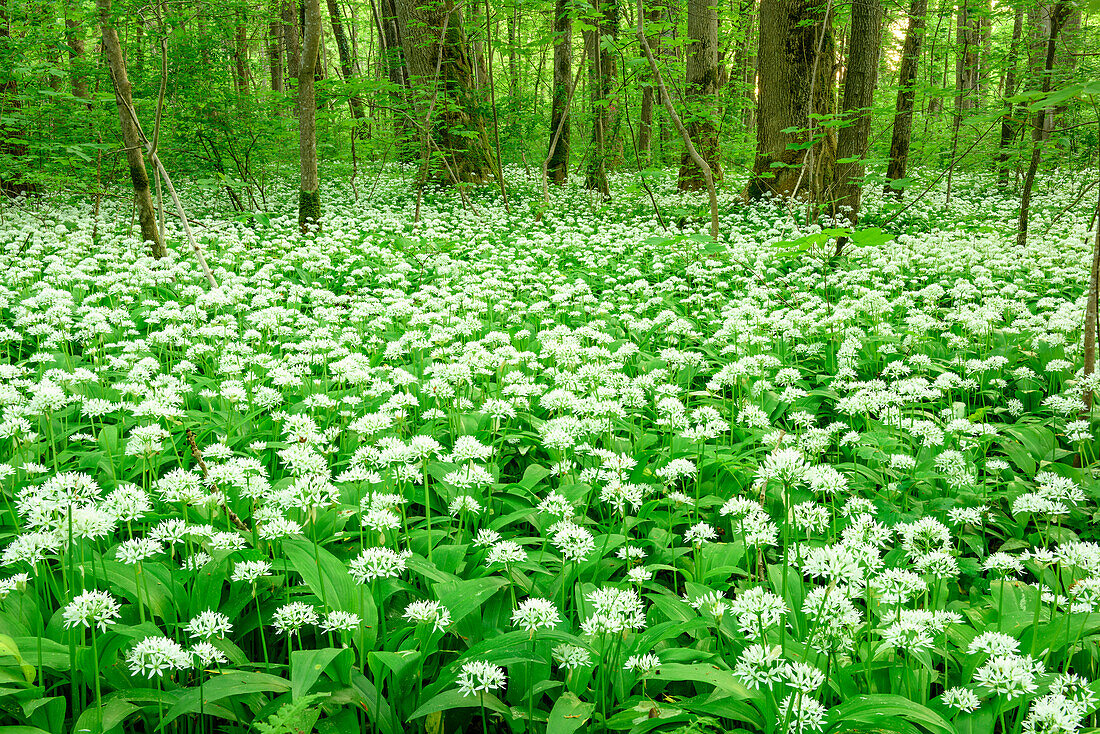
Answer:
[1,167,1100,734]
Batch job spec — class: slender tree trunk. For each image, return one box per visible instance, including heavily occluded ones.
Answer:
[955,0,978,113]
[469,0,488,89]
[283,0,300,82]
[298,0,323,230]
[96,0,164,256]
[746,0,834,200]
[1016,0,1068,248]
[584,0,619,197]
[678,0,721,190]
[375,0,415,157]
[508,6,519,100]
[235,11,249,95]
[883,0,926,196]
[831,0,880,221]
[64,0,92,104]
[547,0,572,183]
[269,11,285,93]
[994,5,1022,187]
[637,1,660,159]
[327,0,365,121]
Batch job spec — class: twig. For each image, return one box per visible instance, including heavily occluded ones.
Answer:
[185,428,250,533]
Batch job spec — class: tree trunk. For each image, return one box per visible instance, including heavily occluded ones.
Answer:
[326,0,365,121]
[995,5,1022,187]
[375,0,415,158]
[64,0,91,104]
[746,0,834,200]
[235,11,249,95]
[269,11,285,93]
[97,0,164,256]
[397,0,496,182]
[469,0,488,89]
[584,0,619,197]
[955,0,978,113]
[283,0,300,82]
[547,0,571,183]
[637,1,660,160]
[1016,0,1068,249]
[883,0,926,196]
[298,0,323,230]
[678,0,721,190]
[508,7,519,100]
[831,0,880,220]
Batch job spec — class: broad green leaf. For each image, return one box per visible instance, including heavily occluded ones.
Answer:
[546,691,594,734]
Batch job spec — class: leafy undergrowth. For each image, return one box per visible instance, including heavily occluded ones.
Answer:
[0,168,1099,734]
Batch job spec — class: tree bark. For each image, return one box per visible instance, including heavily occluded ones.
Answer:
[883,0,926,196]
[547,0,572,183]
[283,0,301,82]
[269,11,285,93]
[397,0,496,182]
[327,0,365,122]
[1016,0,1068,248]
[374,0,415,157]
[96,0,164,256]
[235,11,249,95]
[994,5,1022,187]
[955,0,978,113]
[831,0,880,221]
[64,0,92,104]
[637,1,660,160]
[584,0,619,197]
[746,0,834,200]
[678,0,721,190]
[298,0,323,230]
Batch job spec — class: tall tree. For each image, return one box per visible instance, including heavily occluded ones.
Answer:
[397,0,496,182]
[584,0,619,197]
[235,10,249,95]
[298,0,323,229]
[746,0,834,200]
[832,0,880,222]
[883,0,927,196]
[269,7,285,94]
[374,0,415,157]
[995,4,1023,186]
[547,0,572,183]
[637,0,661,159]
[96,0,165,256]
[955,0,979,112]
[678,0,721,190]
[1016,0,1069,248]
[283,0,300,83]
[326,0,365,123]
[64,0,91,103]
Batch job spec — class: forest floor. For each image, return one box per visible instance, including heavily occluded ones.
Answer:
[0,167,1099,734]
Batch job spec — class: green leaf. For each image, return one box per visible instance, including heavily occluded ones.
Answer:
[827,694,956,734]
[282,538,358,614]
[291,647,347,700]
[433,577,507,626]
[408,689,510,720]
[643,663,756,700]
[161,671,291,726]
[547,692,595,734]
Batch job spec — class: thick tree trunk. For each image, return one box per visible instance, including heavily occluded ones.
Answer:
[678,0,721,190]
[298,0,322,230]
[283,0,301,82]
[831,0,880,220]
[97,0,164,256]
[746,0,834,200]
[269,13,285,93]
[547,0,571,183]
[327,0,365,121]
[883,0,926,196]
[995,5,1022,187]
[397,0,496,182]
[1016,1,1068,248]
[584,0,619,197]
[637,2,661,160]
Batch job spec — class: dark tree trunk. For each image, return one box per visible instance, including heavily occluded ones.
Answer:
[96,0,164,256]
[64,0,92,104]
[235,12,249,95]
[269,12,285,93]
[375,0,415,158]
[678,0,721,190]
[283,0,301,82]
[637,2,661,160]
[883,0,926,196]
[995,5,1022,187]
[397,0,496,182]
[299,0,322,230]
[955,0,978,113]
[584,0,619,197]
[831,0,880,221]
[746,0,834,200]
[547,0,571,183]
[1016,1,1069,248]
[326,0,365,121]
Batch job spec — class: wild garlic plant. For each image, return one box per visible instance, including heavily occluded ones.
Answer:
[0,167,1098,734]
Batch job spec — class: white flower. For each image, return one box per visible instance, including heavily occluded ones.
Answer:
[62,590,121,632]
[511,598,561,632]
[456,660,505,697]
[127,636,191,677]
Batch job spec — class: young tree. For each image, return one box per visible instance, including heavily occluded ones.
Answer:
[96,0,165,257]
[832,0,881,221]
[883,0,927,196]
[746,0,834,200]
[547,0,572,183]
[298,0,323,229]
[678,0,721,190]
[584,0,619,197]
